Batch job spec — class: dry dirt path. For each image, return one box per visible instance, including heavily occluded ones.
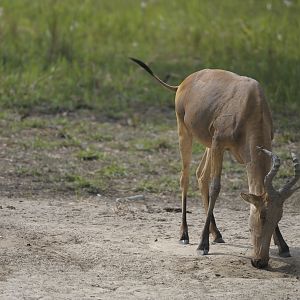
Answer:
[0,193,299,300]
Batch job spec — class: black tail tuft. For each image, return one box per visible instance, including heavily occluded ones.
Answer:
[129,57,154,76]
[129,57,178,92]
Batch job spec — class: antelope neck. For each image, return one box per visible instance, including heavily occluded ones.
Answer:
[246,150,271,195]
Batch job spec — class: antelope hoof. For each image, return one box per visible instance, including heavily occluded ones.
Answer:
[279,251,291,258]
[213,237,225,244]
[197,244,209,255]
[179,231,189,245]
[202,249,209,255]
[179,239,189,245]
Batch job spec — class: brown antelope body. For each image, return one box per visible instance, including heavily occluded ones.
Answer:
[130,58,300,268]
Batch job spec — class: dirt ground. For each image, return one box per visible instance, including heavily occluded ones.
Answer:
[0,111,299,299]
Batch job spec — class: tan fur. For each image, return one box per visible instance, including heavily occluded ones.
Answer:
[175,69,275,266]
[131,58,299,268]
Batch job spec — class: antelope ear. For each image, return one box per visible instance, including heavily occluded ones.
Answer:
[240,193,263,208]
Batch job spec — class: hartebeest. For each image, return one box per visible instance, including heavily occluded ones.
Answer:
[130,58,300,268]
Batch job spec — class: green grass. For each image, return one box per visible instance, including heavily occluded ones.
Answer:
[133,137,173,152]
[77,148,104,161]
[0,0,299,117]
[65,174,103,195]
[97,163,127,178]
[1,110,297,198]
[135,176,178,194]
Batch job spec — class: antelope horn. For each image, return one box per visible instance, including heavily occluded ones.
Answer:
[256,146,280,195]
[279,152,300,199]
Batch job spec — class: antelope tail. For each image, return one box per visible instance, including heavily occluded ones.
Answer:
[129,57,178,92]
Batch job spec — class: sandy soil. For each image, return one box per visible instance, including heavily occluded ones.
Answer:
[0,192,299,300]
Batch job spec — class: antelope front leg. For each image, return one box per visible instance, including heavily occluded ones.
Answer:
[273,225,291,257]
[197,136,224,254]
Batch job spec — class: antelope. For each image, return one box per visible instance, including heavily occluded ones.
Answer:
[130,57,300,268]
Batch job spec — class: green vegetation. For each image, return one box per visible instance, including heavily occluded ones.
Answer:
[135,175,178,194]
[0,112,298,198]
[65,174,103,195]
[97,163,127,178]
[77,148,104,161]
[133,137,173,152]
[0,0,299,117]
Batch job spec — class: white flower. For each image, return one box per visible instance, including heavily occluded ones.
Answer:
[277,33,282,41]
[141,1,147,9]
[283,0,292,7]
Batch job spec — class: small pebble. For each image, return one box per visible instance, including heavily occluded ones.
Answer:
[7,205,16,210]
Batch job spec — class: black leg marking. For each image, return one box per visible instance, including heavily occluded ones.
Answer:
[274,226,291,257]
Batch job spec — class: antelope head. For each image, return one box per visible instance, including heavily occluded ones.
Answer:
[241,147,300,268]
